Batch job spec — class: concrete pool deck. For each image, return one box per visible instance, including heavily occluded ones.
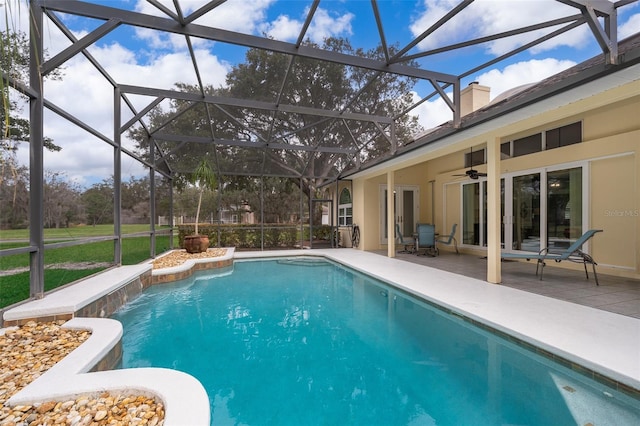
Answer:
[2,248,639,425]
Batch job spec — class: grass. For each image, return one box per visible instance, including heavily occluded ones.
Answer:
[0,236,172,269]
[0,229,173,309]
[0,269,106,309]
[0,224,161,240]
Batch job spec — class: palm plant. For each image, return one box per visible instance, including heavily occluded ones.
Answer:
[189,158,217,236]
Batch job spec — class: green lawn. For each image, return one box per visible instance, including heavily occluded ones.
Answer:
[0,224,167,241]
[0,269,106,309]
[0,231,173,309]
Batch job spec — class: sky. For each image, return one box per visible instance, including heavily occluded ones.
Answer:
[2,0,640,188]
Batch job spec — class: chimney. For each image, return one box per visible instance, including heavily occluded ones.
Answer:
[460,82,490,117]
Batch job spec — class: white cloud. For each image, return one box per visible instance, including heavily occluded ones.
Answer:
[620,13,640,40]
[134,0,275,47]
[260,7,354,44]
[411,57,576,130]
[306,8,354,43]
[129,1,352,59]
[261,14,302,41]
[410,92,453,130]
[183,0,275,33]
[410,0,593,55]
[475,58,576,100]
[9,16,231,188]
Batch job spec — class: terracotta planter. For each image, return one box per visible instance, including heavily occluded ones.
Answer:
[183,234,210,253]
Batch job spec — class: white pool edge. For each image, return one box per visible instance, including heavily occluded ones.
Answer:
[149,247,235,276]
[5,317,210,425]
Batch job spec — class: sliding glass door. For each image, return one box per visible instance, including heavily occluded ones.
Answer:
[462,183,480,245]
[461,166,584,253]
[380,185,419,244]
[512,173,541,252]
[547,168,583,250]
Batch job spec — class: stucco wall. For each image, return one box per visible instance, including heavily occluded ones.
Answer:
[350,87,639,277]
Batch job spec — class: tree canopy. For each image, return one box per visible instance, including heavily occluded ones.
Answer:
[130,38,422,198]
[1,30,61,151]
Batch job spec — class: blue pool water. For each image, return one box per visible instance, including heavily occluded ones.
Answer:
[112,258,640,425]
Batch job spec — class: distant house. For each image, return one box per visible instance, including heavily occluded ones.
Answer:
[334,33,640,282]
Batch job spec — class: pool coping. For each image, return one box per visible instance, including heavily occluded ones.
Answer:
[2,248,638,424]
[2,264,153,325]
[149,248,235,284]
[4,317,210,425]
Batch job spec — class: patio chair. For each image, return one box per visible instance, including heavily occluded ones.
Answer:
[437,223,459,254]
[416,223,438,257]
[395,223,415,253]
[501,229,603,285]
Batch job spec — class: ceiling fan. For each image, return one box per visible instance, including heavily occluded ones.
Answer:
[453,148,487,180]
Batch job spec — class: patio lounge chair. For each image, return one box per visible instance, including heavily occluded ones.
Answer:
[501,229,603,285]
[395,223,415,253]
[437,223,459,254]
[416,223,438,257]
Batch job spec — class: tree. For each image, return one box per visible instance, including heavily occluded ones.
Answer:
[81,179,114,226]
[43,171,82,228]
[221,38,422,195]
[1,30,61,151]
[189,159,217,235]
[0,153,28,229]
[129,38,422,219]
[120,175,151,224]
[1,30,63,229]
[262,177,302,224]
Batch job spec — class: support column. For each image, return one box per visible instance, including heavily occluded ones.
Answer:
[113,87,122,265]
[335,179,340,248]
[387,171,395,258]
[486,136,502,283]
[260,176,264,251]
[299,177,304,250]
[169,168,175,249]
[29,1,45,298]
[149,136,156,258]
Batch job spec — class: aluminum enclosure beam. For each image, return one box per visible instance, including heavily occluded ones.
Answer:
[29,2,45,298]
[557,0,620,64]
[117,84,394,124]
[152,133,355,154]
[37,0,458,85]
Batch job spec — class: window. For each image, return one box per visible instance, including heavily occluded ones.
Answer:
[513,133,542,157]
[338,188,352,226]
[465,149,485,168]
[546,122,582,149]
[500,142,511,159]
[502,121,582,158]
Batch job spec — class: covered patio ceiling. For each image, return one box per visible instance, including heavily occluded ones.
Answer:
[20,0,632,183]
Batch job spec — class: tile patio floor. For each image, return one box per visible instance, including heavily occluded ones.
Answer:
[375,249,640,319]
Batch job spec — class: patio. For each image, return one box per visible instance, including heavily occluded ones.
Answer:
[375,249,640,319]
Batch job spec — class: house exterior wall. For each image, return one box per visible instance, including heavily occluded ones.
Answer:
[350,83,640,279]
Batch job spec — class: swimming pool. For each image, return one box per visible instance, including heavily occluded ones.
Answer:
[112,257,640,425]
